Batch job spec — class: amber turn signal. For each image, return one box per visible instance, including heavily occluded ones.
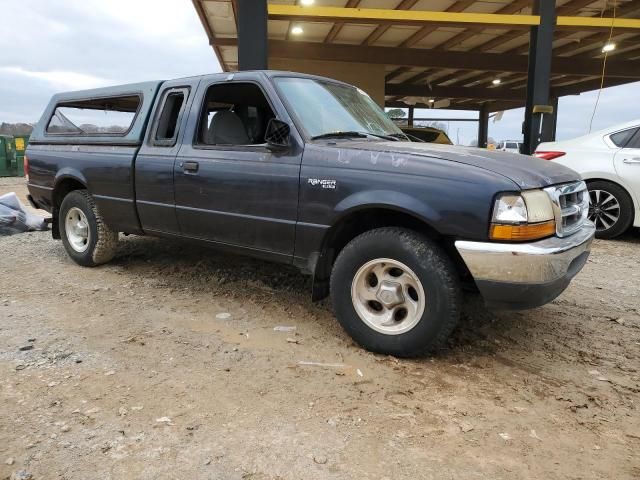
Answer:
[490,220,556,241]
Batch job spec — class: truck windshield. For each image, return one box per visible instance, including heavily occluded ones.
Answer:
[274,77,405,140]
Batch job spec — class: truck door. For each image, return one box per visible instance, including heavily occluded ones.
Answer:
[135,78,199,234]
[174,78,302,261]
[613,127,640,212]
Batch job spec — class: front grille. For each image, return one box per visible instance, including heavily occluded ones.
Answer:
[544,181,590,237]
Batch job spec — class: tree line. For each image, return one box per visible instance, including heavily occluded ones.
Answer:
[0,123,34,136]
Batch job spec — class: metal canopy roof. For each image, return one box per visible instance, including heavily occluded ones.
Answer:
[193,0,640,111]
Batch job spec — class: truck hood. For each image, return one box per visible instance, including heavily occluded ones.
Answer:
[327,140,579,189]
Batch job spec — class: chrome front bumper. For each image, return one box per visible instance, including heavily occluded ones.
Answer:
[455,222,595,309]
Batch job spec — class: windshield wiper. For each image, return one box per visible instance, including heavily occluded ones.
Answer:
[365,132,403,141]
[311,131,369,140]
[388,132,409,141]
[311,131,401,141]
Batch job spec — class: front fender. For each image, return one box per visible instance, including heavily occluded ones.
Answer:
[334,189,441,229]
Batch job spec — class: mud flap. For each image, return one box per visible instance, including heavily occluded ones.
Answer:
[52,209,60,239]
[310,249,333,302]
[311,277,329,302]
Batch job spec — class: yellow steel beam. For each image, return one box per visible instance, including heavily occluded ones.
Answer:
[267,5,540,28]
[268,5,640,31]
[557,15,640,31]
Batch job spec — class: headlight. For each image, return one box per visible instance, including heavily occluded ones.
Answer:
[490,190,556,241]
[492,194,528,223]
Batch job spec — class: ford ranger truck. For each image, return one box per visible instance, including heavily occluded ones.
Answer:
[25,71,595,357]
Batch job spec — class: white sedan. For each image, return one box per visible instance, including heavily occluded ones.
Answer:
[535,120,640,239]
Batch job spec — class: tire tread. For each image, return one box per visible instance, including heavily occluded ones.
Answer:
[330,227,461,357]
[60,190,118,266]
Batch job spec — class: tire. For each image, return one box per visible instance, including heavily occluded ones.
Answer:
[330,227,461,357]
[59,190,118,266]
[587,180,634,239]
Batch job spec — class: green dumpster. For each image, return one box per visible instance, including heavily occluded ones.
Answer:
[0,135,17,177]
[14,135,29,176]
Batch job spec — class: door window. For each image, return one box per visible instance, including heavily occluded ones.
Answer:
[153,89,187,146]
[197,83,275,146]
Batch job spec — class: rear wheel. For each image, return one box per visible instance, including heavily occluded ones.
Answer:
[59,190,118,266]
[587,181,634,239]
[330,227,461,357]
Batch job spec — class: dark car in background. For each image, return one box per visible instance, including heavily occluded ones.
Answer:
[401,126,453,144]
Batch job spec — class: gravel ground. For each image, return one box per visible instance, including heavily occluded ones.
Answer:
[1,177,639,479]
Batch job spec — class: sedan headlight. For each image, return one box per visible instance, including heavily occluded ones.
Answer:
[490,190,556,241]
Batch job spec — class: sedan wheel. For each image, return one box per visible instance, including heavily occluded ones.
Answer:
[586,180,634,239]
[588,189,621,232]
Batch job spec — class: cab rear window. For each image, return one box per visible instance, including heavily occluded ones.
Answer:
[610,128,638,147]
[46,95,141,136]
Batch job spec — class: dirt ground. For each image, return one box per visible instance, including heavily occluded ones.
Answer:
[1,176,639,480]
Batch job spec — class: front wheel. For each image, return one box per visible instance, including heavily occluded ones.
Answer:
[59,190,118,267]
[587,180,634,239]
[330,227,461,357]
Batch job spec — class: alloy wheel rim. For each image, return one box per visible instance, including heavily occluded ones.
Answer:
[351,258,426,335]
[588,189,620,232]
[65,207,90,253]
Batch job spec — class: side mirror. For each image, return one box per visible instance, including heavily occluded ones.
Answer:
[265,118,290,149]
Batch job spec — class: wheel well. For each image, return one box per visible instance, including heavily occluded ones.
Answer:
[311,208,470,301]
[51,178,86,239]
[53,178,86,209]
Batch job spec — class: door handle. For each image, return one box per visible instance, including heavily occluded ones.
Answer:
[183,161,199,173]
[623,157,640,164]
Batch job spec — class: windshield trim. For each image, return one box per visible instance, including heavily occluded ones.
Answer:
[270,75,401,142]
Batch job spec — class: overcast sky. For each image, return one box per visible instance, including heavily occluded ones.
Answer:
[0,0,218,124]
[1,0,638,145]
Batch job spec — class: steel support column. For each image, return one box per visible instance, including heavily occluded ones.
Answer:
[238,0,268,70]
[478,104,489,148]
[541,96,559,142]
[522,0,556,154]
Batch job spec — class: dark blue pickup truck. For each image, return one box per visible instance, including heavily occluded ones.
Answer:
[26,71,595,356]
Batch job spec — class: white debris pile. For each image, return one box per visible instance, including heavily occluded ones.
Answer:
[0,192,48,236]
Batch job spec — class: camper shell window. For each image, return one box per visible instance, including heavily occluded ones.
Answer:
[46,95,141,136]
